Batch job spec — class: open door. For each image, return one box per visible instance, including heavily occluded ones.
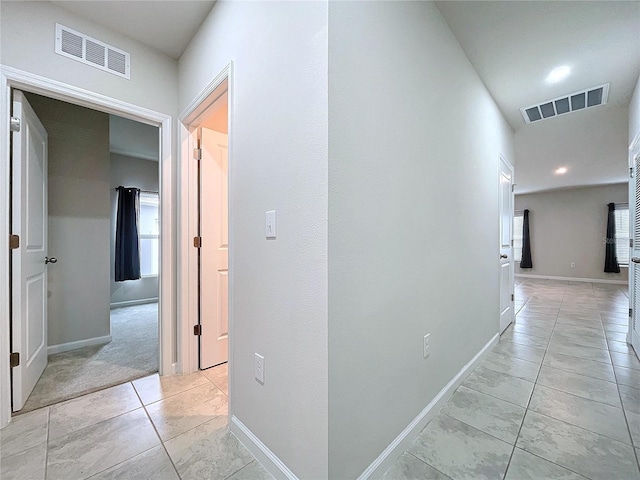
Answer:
[199,127,229,369]
[629,141,640,359]
[11,90,49,411]
[499,156,515,333]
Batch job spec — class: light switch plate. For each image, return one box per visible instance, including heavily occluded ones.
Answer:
[266,211,276,239]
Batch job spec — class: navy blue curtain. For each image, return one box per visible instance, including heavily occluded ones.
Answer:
[604,203,620,273]
[520,209,533,268]
[115,186,141,281]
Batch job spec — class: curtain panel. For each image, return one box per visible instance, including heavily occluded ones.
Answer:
[520,209,533,269]
[605,202,620,273]
[115,186,141,281]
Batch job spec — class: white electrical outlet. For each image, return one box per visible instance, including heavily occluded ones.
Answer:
[255,353,265,384]
[423,334,431,358]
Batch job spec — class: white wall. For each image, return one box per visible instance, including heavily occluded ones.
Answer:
[327,2,514,478]
[0,1,178,116]
[516,184,629,282]
[179,2,328,478]
[26,93,111,347]
[110,154,159,306]
[515,105,629,194]
[631,75,640,144]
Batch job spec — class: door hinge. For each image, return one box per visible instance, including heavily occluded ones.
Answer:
[9,352,19,368]
[631,239,634,248]
[511,293,514,301]
[193,148,202,161]
[194,324,202,336]
[630,308,633,317]
[9,234,19,249]
[631,167,634,178]
[511,184,515,192]
[10,117,20,132]
[511,239,514,247]
[193,236,202,248]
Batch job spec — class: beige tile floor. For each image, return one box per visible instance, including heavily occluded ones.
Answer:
[0,363,273,480]
[383,279,640,480]
[3,279,640,480]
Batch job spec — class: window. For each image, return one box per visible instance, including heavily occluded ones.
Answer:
[139,192,159,276]
[614,204,629,266]
[513,211,524,262]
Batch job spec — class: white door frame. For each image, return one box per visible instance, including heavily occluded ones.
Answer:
[628,130,640,353]
[499,154,515,332]
[0,65,175,429]
[177,62,234,411]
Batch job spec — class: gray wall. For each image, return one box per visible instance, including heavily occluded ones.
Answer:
[179,3,329,477]
[110,153,159,306]
[27,93,111,347]
[516,184,629,282]
[327,2,514,478]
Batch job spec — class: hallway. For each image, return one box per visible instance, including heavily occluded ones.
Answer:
[383,279,640,480]
[2,280,639,479]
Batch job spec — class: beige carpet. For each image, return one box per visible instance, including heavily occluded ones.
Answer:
[18,303,158,414]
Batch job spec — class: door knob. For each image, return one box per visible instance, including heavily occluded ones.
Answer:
[632,257,640,264]
[45,257,57,264]
[500,254,508,259]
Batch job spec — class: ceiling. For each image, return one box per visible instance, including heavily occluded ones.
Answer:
[436,1,640,132]
[51,1,216,59]
[437,1,640,193]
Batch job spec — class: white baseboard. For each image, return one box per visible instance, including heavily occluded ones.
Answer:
[357,333,500,480]
[516,274,627,285]
[110,297,158,309]
[48,335,112,355]
[230,416,299,480]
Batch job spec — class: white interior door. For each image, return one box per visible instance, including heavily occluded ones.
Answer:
[499,157,515,334]
[629,145,640,359]
[199,127,229,369]
[11,91,48,411]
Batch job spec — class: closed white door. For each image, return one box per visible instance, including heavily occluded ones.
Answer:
[11,91,49,411]
[499,157,515,333]
[199,127,229,369]
[629,145,640,359]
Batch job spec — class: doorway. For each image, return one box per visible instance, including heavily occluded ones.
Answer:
[499,155,515,333]
[196,83,229,372]
[11,91,161,413]
[177,66,232,392]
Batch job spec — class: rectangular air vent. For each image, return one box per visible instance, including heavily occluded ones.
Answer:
[55,24,130,79]
[520,84,609,124]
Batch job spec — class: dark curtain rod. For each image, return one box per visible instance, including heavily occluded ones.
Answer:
[114,187,158,194]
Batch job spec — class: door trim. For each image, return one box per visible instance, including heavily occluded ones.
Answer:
[178,62,234,414]
[628,130,640,350]
[0,65,175,429]
[499,154,515,333]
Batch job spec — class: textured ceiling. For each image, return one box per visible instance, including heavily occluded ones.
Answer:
[437,1,640,193]
[436,1,640,132]
[51,0,216,59]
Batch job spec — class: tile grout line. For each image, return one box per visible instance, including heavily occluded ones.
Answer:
[131,379,183,480]
[403,451,454,480]
[44,407,50,480]
[502,284,565,479]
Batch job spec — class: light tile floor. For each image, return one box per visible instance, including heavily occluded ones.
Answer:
[383,278,640,480]
[3,280,640,480]
[0,363,273,480]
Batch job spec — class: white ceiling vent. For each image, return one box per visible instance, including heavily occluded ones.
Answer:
[55,24,130,79]
[520,84,609,124]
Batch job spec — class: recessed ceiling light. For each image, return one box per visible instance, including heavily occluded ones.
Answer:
[555,167,568,175]
[546,65,571,84]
